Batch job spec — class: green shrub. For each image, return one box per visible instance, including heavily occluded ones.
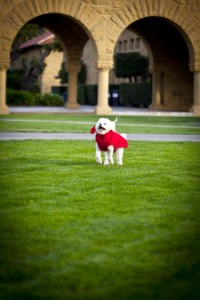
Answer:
[78,84,98,106]
[7,89,34,106]
[6,90,64,106]
[78,85,87,105]
[120,82,152,107]
[114,52,149,82]
[86,85,98,105]
[7,70,23,90]
[35,93,64,106]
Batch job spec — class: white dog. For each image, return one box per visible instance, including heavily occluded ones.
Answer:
[90,117,128,165]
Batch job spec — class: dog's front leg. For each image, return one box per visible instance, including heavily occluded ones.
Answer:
[95,143,102,164]
[116,148,124,165]
[107,145,114,164]
[104,152,110,165]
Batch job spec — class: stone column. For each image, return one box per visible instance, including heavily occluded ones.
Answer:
[65,65,80,109]
[149,68,163,110]
[95,65,112,115]
[191,69,200,116]
[0,64,9,114]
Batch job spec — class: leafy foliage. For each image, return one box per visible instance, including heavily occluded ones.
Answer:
[58,62,68,84]
[114,52,149,82]
[11,24,54,92]
[34,93,64,106]
[120,82,152,107]
[7,69,23,90]
[20,50,50,92]
[6,89,64,106]
[11,24,44,63]
[6,89,35,106]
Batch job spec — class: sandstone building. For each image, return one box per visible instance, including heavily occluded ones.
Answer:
[0,0,200,115]
[10,29,147,93]
[11,31,63,93]
[83,29,148,85]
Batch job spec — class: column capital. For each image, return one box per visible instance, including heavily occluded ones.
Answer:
[97,60,113,70]
[68,65,81,73]
[189,63,200,73]
[0,62,9,70]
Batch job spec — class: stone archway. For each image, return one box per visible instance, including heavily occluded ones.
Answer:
[129,17,193,111]
[0,0,112,114]
[30,13,90,109]
[0,0,200,115]
[105,0,200,115]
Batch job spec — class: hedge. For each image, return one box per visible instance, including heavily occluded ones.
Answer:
[7,69,23,90]
[119,82,152,107]
[7,83,152,107]
[7,89,35,106]
[6,89,64,106]
[78,85,97,105]
[34,93,64,106]
[86,85,98,105]
[77,83,151,107]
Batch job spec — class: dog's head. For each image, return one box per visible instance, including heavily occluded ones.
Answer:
[90,117,117,135]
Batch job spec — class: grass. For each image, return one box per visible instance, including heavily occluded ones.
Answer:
[0,140,200,300]
[0,114,200,134]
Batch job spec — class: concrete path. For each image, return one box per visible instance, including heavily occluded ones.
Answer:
[0,132,199,142]
[1,106,199,141]
[9,105,194,117]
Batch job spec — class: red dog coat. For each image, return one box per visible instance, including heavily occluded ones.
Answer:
[90,126,128,151]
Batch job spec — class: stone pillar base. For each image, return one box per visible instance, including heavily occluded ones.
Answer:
[65,102,80,109]
[0,105,9,114]
[94,105,112,115]
[190,105,200,116]
[149,103,165,110]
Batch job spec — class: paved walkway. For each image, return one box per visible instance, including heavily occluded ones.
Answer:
[9,105,194,117]
[0,132,199,142]
[1,106,199,142]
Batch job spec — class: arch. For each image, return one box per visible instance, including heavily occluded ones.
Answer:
[0,0,102,63]
[131,17,193,110]
[0,0,200,115]
[107,0,200,69]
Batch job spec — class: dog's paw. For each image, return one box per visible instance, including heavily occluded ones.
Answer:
[96,160,102,164]
[104,160,110,165]
[108,158,114,164]
[116,157,123,165]
[96,158,102,164]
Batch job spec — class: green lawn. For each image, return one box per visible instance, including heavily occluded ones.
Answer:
[0,140,200,300]
[0,114,200,134]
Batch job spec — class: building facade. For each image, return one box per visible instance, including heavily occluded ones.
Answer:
[0,0,200,115]
[10,31,63,93]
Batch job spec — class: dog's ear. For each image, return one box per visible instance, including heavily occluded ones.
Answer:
[90,126,96,134]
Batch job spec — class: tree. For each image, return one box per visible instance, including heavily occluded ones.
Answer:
[58,62,68,84]
[20,48,51,92]
[114,52,149,82]
[11,24,44,63]
[11,24,60,92]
